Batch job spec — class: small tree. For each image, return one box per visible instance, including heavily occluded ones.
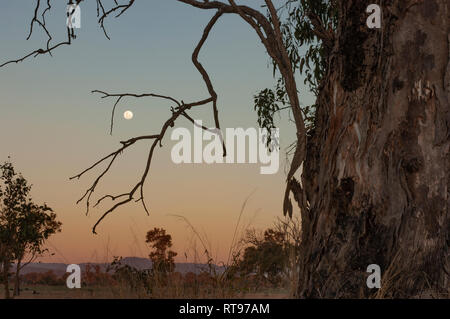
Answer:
[0,160,30,299]
[12,202,61,296]
[237,228,290,288]
[0,160,61,298]
[146,228,177,276]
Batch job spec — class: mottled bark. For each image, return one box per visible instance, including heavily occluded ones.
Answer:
[2,261,11,299]
[298,0,449,298]
[13,259,21,297]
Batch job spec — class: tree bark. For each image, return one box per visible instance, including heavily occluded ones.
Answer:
[2,261,11,299]
[13,259,21,297]
[297,0,449,298]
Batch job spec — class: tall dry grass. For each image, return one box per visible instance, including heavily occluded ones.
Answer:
[105,193,301,299]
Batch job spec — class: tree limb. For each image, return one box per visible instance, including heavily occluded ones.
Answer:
[1,0,309,232]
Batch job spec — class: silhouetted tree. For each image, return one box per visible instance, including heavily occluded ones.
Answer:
[146,228,177,275]
[0,160,61,298]
[12,201,61,296]
[238,228,290,287]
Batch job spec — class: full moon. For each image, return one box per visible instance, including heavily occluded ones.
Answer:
[123,110,133,120]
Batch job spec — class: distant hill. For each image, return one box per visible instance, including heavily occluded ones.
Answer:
[12,257,225,276]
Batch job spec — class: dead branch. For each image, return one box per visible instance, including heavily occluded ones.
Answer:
[70,94,213,234]
[2,0,309,233]
[96,0,135,40]
[0,0,82,68]
[191,9,226,156]
[91,90,182,135]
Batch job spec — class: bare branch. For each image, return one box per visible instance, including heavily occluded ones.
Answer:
[41,0,51,25]
[0,0,132,69]
[191,9,226,156]
[26,0,42,41]
[0,0,74,69]
[71,8,234,233]
[94,193,129,208]
[181,112,210,131]
[75,1,308,232]
[91,90,182,135]
[96,0,135,40]
[2,0,309,232]
[0,29,72,69]
[71,91,214,233]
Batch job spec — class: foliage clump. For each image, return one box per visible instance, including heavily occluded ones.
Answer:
[254,0,338,140]
[0,159,61,298]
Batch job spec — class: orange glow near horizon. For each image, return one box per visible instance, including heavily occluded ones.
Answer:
[0,0,309,266]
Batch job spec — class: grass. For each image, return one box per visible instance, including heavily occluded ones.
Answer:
[1,196,300,299]
[1,284,289,299]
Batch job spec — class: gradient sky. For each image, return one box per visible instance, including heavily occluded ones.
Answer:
[0,0,314,264]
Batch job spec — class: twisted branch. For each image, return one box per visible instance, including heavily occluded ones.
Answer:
[71,9,224,233]
[1,0,309,232]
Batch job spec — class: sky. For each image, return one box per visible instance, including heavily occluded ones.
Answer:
[0,0,314,264]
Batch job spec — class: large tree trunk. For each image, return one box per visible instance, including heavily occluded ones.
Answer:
[13,259,21,297]
[2,261,11,299]
[297,0,449,298]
